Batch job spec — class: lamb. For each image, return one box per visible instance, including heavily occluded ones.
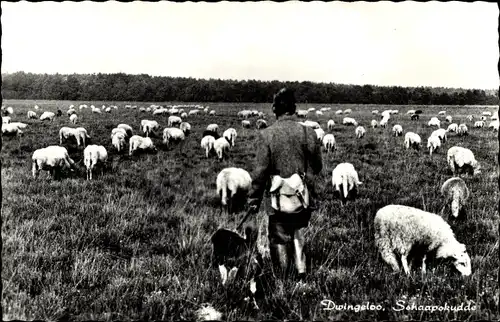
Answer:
[457,124,468,136]
[427,135,441,156]
[216,167,252,214]
[163,127,185,145]
[342,117,358,127]
[256,119,267,129]
[428,117,441,127]
[315,128,326,142]
[374,205,471,276]
[214,137,231,160]
[40,111,55,121]
[32,146,76,179]
[404,132,421,150]
[447,146,480,176]
[392,124,403,137]
[327,119,335,131]
[447,123,459,133]
[117,124,133,137]
[355,126,366,139]
[474,121,485,128]
[241,120,251,128]
[2,123,24,136]
[206,124,219,133]
[180,122,191,135]
[322,134,336,153]
[431,128,447,143]
[223,128,237,147]
[83,145,108,180]
[2,116,11,124]
[111,132,126,152]
[129,135,157,156]
[69,114,78,124]
[141,120,160,137]
[168,115,182,127]
[201,135,216,158]
[371,120,378,128]
[111,128,128,139]
[445,116,453,123]
[331,163,362,203]
[59,127,90,147]
[27,111,37,119]
[441,177,469,218]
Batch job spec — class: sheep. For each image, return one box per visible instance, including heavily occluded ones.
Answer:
[238,110,252,118]
[491,112,498,121]
[447,146,480,176]
[316,111,324,116]
[206,124,219,133]
[40,111,55,121]
[59,127,90,147]
[381,110,392,119]
[342,117,358,127]
[180,112,188,118]
[343,109,352,114]
[438,110,446,116]
[489,120,499,131]
[2,116,11,124]
[447,123,459,133]
[441,177,469,219]
[391,110,399,115]
[473,121,484,128]
[69,114,78,124]
[445,116,452,123]
[105,107,111,113]
[327,119,335,131]
[168,115,182,127]
[431,128,447,143]
[201,135,216,158]
[406,109,416,115]
[153,108,167,115]
[392,124,403,137]
[427,135,441,156]
[203,130,220,140]
[410,114,419,121]
[111,128,128,139]
[163,127,185,145]
[216,167,252,214]
[322,134,336,153]
[404,132,421,150]
[214,137,231,160]
[371,120,378,129]
[482,111,492,116]
[27,111,37,119]
[4,107,14,115]
[331,163,362,203]
[241,120,251,128]
[83,145,108,180]
[209,110,216,116]
[372,110,379,115]
[129,135,157,156]
[67,108,76,116]
[355,126,366,139]
[111,132,126,152]
[457,124,468,136]
[92,107,102,114]
[428,117,441,127]
[117,124,133,137]
[32,146,76,179]
[374,205,471,276]
[141,120,160,137]
[180,122,191,135]
[380,116,389,128]
[223,128,237,147]
[299,120,321,129]
[335,110,343,115]
[2,123,24,136]
[467,115,473,122]
[256,119,268,129]
[315,128,326,142]
[34,105,40,110]
[9,122,28,129]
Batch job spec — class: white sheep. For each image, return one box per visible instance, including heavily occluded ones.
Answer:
[2,123,24,136]
[59,127,90,147]
[111,132,126,152]
[427,135,441,156]
[315,128,326,142]
[206,124,219,133]
[256,119,268,129]
[380,116,389,128]
[391,110,399,115]
[201,135,216,158]
[163,128,185,145]
[445,116,453,123]
[32,146,76,179]
[374,205,471,276]
[491,112,498,121]
[406,109,416,115]
[92,107,102,114]
[474,121,485,128]
[180,112,188,118]
[5,107,14,115]
[129,135,157,156]
[447,146,480,176]
[299,120,321,129]
[372,110,379,115]
[9,122,28,129]
[67,108,76,116]
[327,119,335,131]
[111,128,128,139]
[428,117,441,127]
[117,124,133,137]
[214,137,231,160]
[343,109,352,114]
[355,126,366,139]
[209,110,216,116]
[168,115,182,127]
[489,120,499,131]
[447,123,459,133]
[331,163,362,202]
[438,110,446,116]
[83,145,108,180]
[457,124,468,136]
[238,110,252,118]
[141,120,160,137]
[216,167,252,214]
[431,128,447,143]
[342,117,358,127]
[180,122,191,134]
[392,124,403,137]
[27,111,37,119]
[69,114,78,124]
[40,111,55,121]
[335,110,343,115]
[322,134,336,153]
[316,111,324,116]
[105,107,112,113]
[482,111,492,116]
[2,116,11,124]
[404,132,421,150]
[241,120,251,128]
[223,128,237,147]
[34,105,40,110]
[381,110,392,119]
[441,177,469,218]
[371,120,378,128]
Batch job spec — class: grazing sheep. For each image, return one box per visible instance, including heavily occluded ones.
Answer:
[163,127,185,145]
[406,110,416,115]
[331,163,362,202]
[489,120,499,131]
[445,116,452,123]
[69,114,78,124]
[392,124,403,137]
[391,110,399,115]
[343,109,352,114]
[322,134,336,152]
[9,122,28,129]
[342,117,358,127]
[335,110,343,115]
[117,124,133,137]
[209,110,216,116]
[482,111,492,116]
[296,109,308,118]
[447,146,480,176]
[355,126,366,139]
[59,127,90,147]
[431,128,447,143]
[180,112,188,118]
[441,177,469,218]
[314,128,326,142]
[111,132,126,152]
[83,145,108,180]
[241,120,251,128]
[214,137,231,160]
[404,132,421,150]
[27,111,37,119]
[474,121,485,128]
[316,111,323,116]
[438,111,446,116]
[129,135,157,156]
[206,123,219,133]
[40,111,56,121]
[67,108,76,116]
[491,112,498,121]
[307,107,316,113]
[427,135,441,156]
[381,110,392,119]
[374,205,472,276]
[238,110,252,118]
[111,128,127,139]
[447,123,459,133]
[141,120,160,137]
[2,116,11,124]
[32,146,76,179]
[256,119,267,129]
[216,167,252,214]
[410,114,419,121]
[4,107,14,115]
[380,116,389,128]
[223,128,237,147]
[299,120,321,129]
[203,130,220,140]
[467,115,473,122]
[92,107,102,114]
[457,124,468,136]
[327,119,335,131]
[168,116,182,127]
[372,110,379,115]
[105,107,111,113]
[371,120,378,128]
[428,117,441,127]
[2,123,24,136]
[201,135,216,158]
[180,122,191,134]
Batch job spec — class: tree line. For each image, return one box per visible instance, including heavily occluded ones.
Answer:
[1,71,498,105]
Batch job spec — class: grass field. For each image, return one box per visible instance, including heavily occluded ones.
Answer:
[1,99,499,321]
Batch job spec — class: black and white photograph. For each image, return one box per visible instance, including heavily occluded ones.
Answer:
[1,1,499,321]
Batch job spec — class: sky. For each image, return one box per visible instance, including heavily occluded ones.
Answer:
[1,1,498,89]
